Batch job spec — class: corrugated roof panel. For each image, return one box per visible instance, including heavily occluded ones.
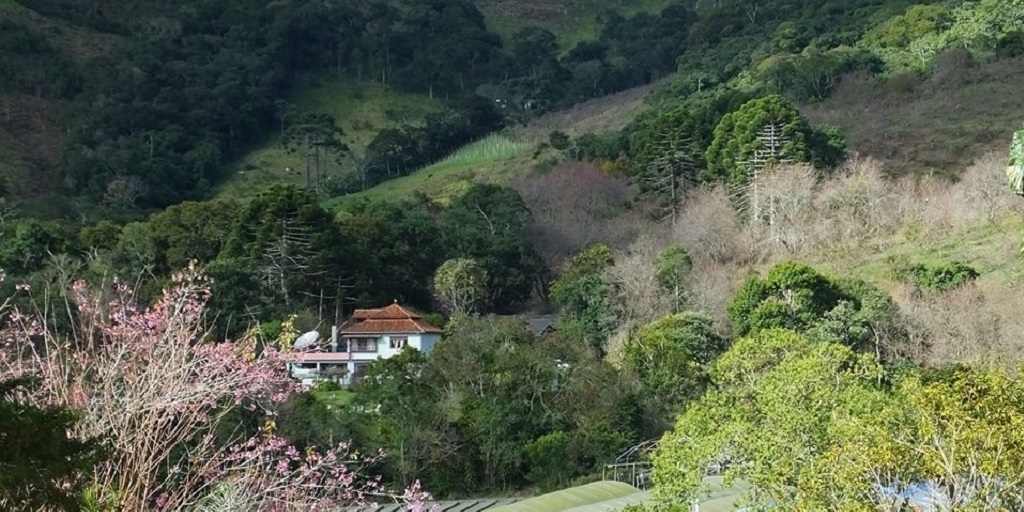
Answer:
[488,481,640,512]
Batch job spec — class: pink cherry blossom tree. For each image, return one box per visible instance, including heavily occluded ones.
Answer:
[0,263,433,510]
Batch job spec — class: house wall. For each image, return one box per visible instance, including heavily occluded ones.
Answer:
[419,333,442,354]
[343,333,442,385]
[288,330,442,388]
[347,333,432,361]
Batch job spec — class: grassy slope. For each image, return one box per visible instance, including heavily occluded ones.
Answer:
[220,0,673,201]
[323,79,657,209]
[512,77,665,140]
[321,50,1024,211]
[782,57,1024,302]
[5,0,668,205]
[808,213,1024,297]
[324,134,532,209]
[803,56,1024,179]
[215,77,444,198]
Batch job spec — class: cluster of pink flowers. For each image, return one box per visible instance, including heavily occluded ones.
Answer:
[0,263,435,511]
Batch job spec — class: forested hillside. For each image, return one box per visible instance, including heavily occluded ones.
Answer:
[4,0,1024,509]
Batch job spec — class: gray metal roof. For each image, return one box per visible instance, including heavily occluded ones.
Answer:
[524,314,559,335]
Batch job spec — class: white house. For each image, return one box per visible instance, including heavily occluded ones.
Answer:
[286,301,443,387]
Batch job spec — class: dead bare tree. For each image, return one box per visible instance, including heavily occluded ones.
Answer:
[641,135,697,226]
[737,122,792,225]
[254,215,320,308]
[609,233,676,326]
[514,161,635,267]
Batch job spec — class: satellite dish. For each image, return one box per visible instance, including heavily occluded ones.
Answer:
[294,331,320,350]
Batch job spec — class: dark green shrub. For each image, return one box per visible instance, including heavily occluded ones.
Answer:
[896,261,980,292]
[548,130,571,150]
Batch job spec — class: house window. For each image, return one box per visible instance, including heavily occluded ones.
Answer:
[348,337,377,352]
[389,336,408,349]
[321,364,347,377]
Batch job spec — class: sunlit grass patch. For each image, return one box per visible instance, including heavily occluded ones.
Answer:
[325,134,533,209]
[431,134,531,168]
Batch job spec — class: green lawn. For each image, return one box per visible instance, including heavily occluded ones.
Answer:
[310,389,354,409]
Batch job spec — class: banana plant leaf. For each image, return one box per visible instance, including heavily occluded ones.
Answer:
[1008,128,1024,196]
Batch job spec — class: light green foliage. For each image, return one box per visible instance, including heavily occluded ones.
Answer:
[895,368,1024,507]
[860,0,1024,72]
[550,244,617,352]
[727,261,850,337]
[652,330,891,509]
[624,312,725,421]
[943,0,1024,51]
[858,3,952,71]
[864,4,952,49]
[653,328,1024,509]
[432,257,488,318]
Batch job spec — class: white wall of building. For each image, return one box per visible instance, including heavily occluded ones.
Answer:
[342,332,442,385]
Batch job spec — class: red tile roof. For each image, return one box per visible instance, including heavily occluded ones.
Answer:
[340,302,443,334]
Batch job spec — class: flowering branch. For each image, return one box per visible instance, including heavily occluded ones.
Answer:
[0,263,435,510]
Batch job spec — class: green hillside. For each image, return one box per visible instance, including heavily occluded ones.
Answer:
[803,55,1024,178]
[475,0,674,50]
[216,78,444,199]
[1,0,676,212]
[326,134,532,208]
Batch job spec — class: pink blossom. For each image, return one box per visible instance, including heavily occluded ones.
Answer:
[0,263,435,510]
